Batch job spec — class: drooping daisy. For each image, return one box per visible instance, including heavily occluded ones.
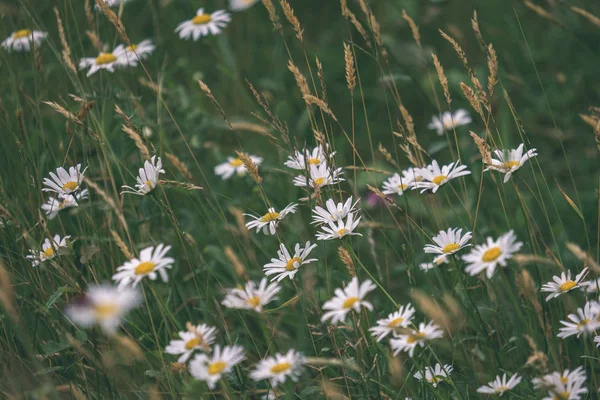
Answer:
[26,234,72,267]
[42,164,87,195]
[112,244,175,289]
[41,189,89,220]
[244,203,297,235]
[382,168,421,196]
[189,345,245,389]
[557,301,600,339]
[113,39,155,67]
[540,375,588,400]
[477,373,522,396]
[390,321,444,357]
[321,277,376,324]
[263,241,318,282]
[2,29,47,52]
[65,284,140,334]
[462,230,523,279]
[284,145,334,170]
[414,364,453,388]
[312,196,359,225]
[369,303,416,342]
[250,349,305,387]
[222,278,281,312]
[165,323,218,363]
[79,50,129,77]
[541,268,588,301]
[427,109,472,135]
[412,160,471,193]
[315,212,361,241]
[121,156,165,196]
[532,367,587,391]
[419,255,449,272]
[175,8,232,40]
[292,162,344,189]
[484,144,538,183]
[423,228,472,263]
[214,155,263,180]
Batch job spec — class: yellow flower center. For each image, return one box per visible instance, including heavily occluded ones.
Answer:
[126,44,138,52]
[285,257,302,271]
[230,158,244,167]
[134,261,156,275]
[443,119,455,129]
[95,53,117,65]
[431,175,447,186]
[308,158,321,165]
[270,362,292,374]
[208,361,227,375]
[314,177,325,186]
[397,184,408,190]
[145,179,153,189]
[247,296,261,308]
[442,243,460,253]
[93,303,118,319]
[577,319,590,330]
[481,247,502,262]
[61,181,79,192]
[192,14,212,25]
[342,296,360,309]
[559,280,577,292]
[504,161,520,169]
[429,376,442,384]
[13,29,32,39]
[387,317,404,328]
[406,332,426,344]
[42,247,55,258]
[185,337,201,350]
[260,211,280,222]
[337,228,347,236]
[560,376,569,384]
[552,392,570,400]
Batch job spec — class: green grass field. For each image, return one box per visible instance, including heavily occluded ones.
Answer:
[1,0,600,398]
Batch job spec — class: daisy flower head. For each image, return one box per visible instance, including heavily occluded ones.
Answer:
[292,162,344,189]
[245,203,297,235]
[284,145,334,170]
[382,168,420,196]
[419,255,450,272]
[214,155,263,180]
[414,364,453,388]
[390,321,443,357]
[42,189,88,220]
[2,29,47,52]
[222,278,281,312]
[462,230,523,279]
[321,277,376,324]
[112,244,174,289]
[315,212,361,241]
[532,367,587,391]
[263,241,318,282]
[26,234,71,267]
[477,373,522,396]
[427,109,472,135]
[412,160,471,193]
[95,0,130,8]
[312,196,359,225]
[65,284,140,334]
[165,323,218,363]
[189,345,245,389]
[42,164,87,195]
[369,303,416,342]
[121,156,165,196]
[250,349,305,387]
[585,278,600,293]
[79,49,129,77]
[113,39,155,67]
[541,268,588,301]
[557,301,600,339]
[176,8,231,40]
[424,228,472,262]
[485,144,538,183]
[540,375,588,400]
[230,0,260,11]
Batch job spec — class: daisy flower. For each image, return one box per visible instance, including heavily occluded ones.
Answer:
[315,212,361,241]
[250,349,305,387]
[484,144,538,183]
[557,301,600,339]
[165,323,218,363]
[79,50,129,77]
[412,160,471,193]
[41,189,88,220]
[222,278,281,312]
[65,284,140,334]
[121,156,165,196]
[462,230,523,279]
[312,196,359,225]
[112,244,175,289]
[541,268,588,301]
[532,367,587,391]
[419,255,449,272]
[321,277,376,324]
[595,336,600,347]
[540,375,588,400]
[230,0,260,11]
[189,345,245,389]
[427,109,472,135]
[113,39,155,67]
[214,155,263,180]
[369,303,416,342]
[95,0,130,8]
[2,29,47,52]
[477,373,522,396]
[284,145,334,170]
[390,321,443,357]
[292,162,344,189]
[42,164,87,195]
[244,203,297,235]
[26,234,71,267]
[424,228,472,263]
[263,241,318,282]
[382,168,421,196]
[175,8,231,40]
[585,278,600,293]
[414,364,453,388]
